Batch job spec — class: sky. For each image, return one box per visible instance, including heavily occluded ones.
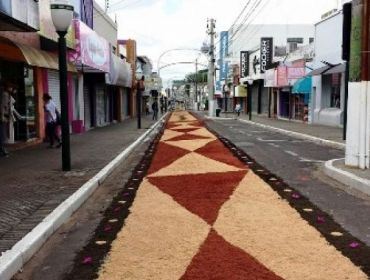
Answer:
[95,0,341,87]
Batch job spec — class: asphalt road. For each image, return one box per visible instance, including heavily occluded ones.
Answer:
[203,117,370,247]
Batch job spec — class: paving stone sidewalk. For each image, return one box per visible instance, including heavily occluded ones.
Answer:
[219,112,344,144]
[0,115,159,254]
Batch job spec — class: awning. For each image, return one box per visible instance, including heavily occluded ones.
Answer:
[307,65,331,76]
[323,63,345,75]
[292,76,312,94]
[0,36,76,72]
[234,85,247,97]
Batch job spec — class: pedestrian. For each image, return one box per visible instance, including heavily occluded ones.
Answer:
[0,80,10,157]
[43,93,62,148]
[235,103,242,119]
[152,100,158,121]
[145,101,150,115]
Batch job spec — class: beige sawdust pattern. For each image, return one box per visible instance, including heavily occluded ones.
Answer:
[214,171,367,280]
[165,138,215,152]
[160,130,185,141]
[169,113,197,122]
[98,180,210,280]
[188,128,217,139]
[149,152,242,177]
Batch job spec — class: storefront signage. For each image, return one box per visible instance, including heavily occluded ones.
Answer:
[220,31,229,81]
[69,20,110,73]
[240,51,249,78]
[260,37,273,74]
[277,66,288,87]
[287,67,305,80]
[38,0,76,48]
[0,0,39,30]
[287,37,303,44]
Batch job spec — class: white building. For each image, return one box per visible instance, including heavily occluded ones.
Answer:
[311,10,345,127]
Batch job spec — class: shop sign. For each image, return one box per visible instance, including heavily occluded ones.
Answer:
[260,37,273,73]
[287,67,305,80]
[277,66,288,87]
[220,31,229,81]
[69,20,110,72]
[0,0,39,30]
[240,51,249,78]
[38,0,76,48]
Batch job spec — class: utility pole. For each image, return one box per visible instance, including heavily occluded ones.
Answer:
[195,59,199,110]
[207,18,216,117]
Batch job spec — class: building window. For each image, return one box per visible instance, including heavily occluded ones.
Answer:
[330,73,341,108]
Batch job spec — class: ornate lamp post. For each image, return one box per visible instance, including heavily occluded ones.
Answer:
[50,0,74,171]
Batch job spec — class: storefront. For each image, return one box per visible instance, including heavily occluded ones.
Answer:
[292,76,312,122]
[0,36,76,145]
[68,20,110,130]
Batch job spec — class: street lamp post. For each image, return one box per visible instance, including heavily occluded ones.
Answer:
[50,1,74,171]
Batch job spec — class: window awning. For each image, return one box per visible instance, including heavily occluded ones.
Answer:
[323,63,345,75]
[307,65,331,76]
[292,76,312,94]
[0,36,76,72]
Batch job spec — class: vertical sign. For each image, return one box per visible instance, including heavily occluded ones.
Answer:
[260,37,273,74]
[220,31,229,81]
[240,51,249,78]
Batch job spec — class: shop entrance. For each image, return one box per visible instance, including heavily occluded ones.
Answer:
[0,59,36,142]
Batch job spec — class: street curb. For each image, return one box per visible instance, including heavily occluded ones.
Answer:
[324,158,370,197]
[0,114,168,280]
[205,116,345,150]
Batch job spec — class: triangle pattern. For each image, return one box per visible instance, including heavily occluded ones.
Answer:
[181,230,283,280]
[195,140,247,169]
[148,171,247,225]
[149,152,242,177]
[165,139,215,152]
[148,142,190,175]
[169,127,201,133]
[188,128,217,139]
[161,130,185,141]
[166,134,212,142]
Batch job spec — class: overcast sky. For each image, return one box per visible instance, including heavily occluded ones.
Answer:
[95,0,341,86]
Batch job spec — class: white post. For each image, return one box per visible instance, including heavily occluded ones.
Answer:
[207,18,216,117]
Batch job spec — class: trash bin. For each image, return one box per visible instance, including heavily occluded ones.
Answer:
[216,108,221,117]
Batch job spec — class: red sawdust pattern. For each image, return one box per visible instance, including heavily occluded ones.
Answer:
[187,120,204,127]
[148,142,190,175]
[196,140,247,169]
[181,230,283,280]
[148,171,247,225]
[166,122,181,129]
[169,128,201,133]
[166,133,211,141]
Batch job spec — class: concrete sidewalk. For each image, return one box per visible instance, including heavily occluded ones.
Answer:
[0,115,160,255]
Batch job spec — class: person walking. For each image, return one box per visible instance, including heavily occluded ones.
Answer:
[152,100,158,121]
[43,93,61,148]
[235,103,242,119]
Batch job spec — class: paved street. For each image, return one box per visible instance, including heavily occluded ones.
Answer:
[0,115,160,255]
[14,111,370,280]
[221,113,345,144]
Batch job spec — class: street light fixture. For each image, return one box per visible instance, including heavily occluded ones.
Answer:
[50,0,74,171]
